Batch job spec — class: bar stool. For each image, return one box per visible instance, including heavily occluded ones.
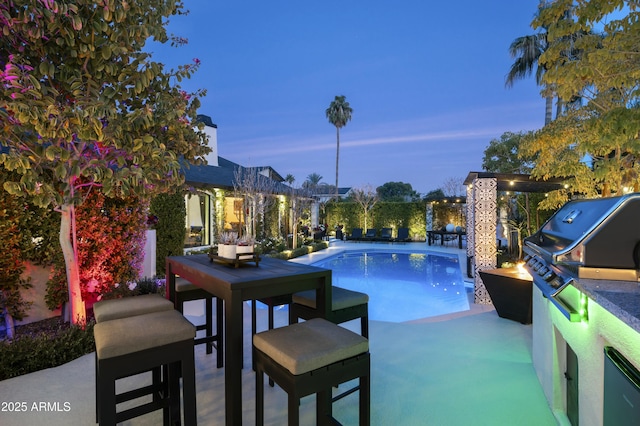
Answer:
[291,286,369,338]
[253,318,370,426]
[290,286,369,399]
[93,294,175,423]
[170,277,224,368]
[93,293,174,323]
[93,309,197,425]
[251,294,292,335]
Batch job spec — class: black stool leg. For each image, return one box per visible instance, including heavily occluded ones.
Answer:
[205,297,213,354]
[181,350,197,426]
[267,305,276,387]
[256,368,265,426]
[168,361,181,424]
[98,361,116,426]
[251,300,258,334]
[268,305,275,330]
[288,393,299,426]
[316,389,332,425]
[361,316,369,338]
[216,297,224,368]
[360,374,370,426]
[95,352,100,423]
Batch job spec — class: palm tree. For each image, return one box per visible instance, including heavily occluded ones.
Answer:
[505,32,553,125]
[284,174,295,185]
[304,172,323,190]
[325,95,353,200]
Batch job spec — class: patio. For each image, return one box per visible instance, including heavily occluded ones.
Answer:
[0,242,557,425]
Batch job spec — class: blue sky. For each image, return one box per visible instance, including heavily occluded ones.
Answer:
[149,0,545,195]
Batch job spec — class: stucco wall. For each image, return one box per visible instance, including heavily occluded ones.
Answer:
[533,286,640,425]
[16,262,60,326]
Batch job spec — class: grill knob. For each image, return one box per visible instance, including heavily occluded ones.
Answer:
[543,270,556,282]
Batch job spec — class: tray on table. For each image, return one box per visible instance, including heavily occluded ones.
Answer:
[208,252,261,267]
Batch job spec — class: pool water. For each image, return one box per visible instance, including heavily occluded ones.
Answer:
[311,251,470,322]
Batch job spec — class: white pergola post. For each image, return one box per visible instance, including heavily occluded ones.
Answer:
[426,202,433,231]
[470,177,497,305]
[311,201,319,229]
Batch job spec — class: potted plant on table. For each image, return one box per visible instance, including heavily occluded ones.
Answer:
[218,232,238,259]
[236,235,255,260]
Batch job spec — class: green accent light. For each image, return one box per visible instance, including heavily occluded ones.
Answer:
[580,293,589,322]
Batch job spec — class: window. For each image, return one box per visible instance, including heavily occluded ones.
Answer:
[185,193,210,248]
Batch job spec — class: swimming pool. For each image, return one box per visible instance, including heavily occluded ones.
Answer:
[311,250,469,322]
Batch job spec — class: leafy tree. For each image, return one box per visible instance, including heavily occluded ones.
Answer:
[325,95,353,200]
[45,190,148,310]
[233,166,277,239]
[349,185,379,231]
[523,0,640,206]
[0,178,32,338]
[286,184,313,249]
[483,131,539,235]
[424,189,446,201]
[0,1,209,324]
[376,181,419,202]
[482,131,535,173]
[316,182,337,195]
[440,177,466,197]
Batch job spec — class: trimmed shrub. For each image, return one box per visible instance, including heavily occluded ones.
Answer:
[150,191,186,276]
[0,320,95,381]
[325,201,428,240]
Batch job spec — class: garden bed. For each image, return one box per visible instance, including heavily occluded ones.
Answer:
[0,316,95,381]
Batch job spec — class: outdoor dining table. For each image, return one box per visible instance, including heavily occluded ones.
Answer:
[426,230,466,249]
[165,254,332,426]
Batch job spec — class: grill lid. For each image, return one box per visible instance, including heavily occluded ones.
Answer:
[524,193,640,272]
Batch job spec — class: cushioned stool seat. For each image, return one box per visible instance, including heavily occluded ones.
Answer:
[94,309,197,425]
[291,286,369,338]
[253,318,370,425]
[93,294,173,323]
[171,277,224,368]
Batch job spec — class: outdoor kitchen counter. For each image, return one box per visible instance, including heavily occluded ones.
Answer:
[571,277,640,334]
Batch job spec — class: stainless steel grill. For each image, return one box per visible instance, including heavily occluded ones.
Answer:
[523,193,640,319]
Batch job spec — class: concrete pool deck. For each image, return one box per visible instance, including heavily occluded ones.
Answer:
[0,240,557,425]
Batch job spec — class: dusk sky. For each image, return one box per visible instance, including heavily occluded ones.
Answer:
[149,1,545,195]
